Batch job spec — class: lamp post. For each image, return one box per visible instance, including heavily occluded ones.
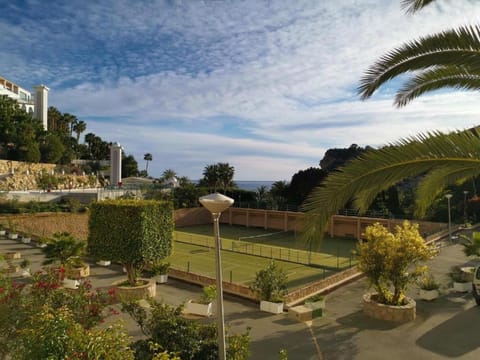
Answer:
[445,194,453,242]
[463,190,469,224]
[199,192,234,360]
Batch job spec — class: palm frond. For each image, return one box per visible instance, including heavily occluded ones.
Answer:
[301,129,480,242]
[401,0,437,14]
[414,165,480,217]
[359,25,480,102]
[395,67,480,106]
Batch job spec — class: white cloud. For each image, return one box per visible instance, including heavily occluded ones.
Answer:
[3,0,480,180]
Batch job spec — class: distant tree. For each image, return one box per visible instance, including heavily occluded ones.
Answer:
[161,169,178,186]
[285,167,328,207]
[47,106,62,132]
[72,120,87,143]
[320,144,369,171]
[269,180,289,209]
[256,185,269,208]
[200,162,235,193]
[122,154,139,178]
[201,164,220,192]
[144,153,153,174]
[217,162,235,193]
[40,133,65,163]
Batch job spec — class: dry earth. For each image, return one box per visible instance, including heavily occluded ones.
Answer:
[0,212,89,240]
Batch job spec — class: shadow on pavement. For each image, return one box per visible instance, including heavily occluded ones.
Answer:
[336,310,399,331]
[416,306,480,357]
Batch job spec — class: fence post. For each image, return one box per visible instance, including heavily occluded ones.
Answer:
[230,270,232,283]
[337,247,340,270]
[187,261,190,273]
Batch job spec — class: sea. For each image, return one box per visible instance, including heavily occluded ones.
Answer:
[234,181,275,191]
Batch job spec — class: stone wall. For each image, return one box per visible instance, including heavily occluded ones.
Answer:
[168,268,258,300]
[0,160,99,191]
[284,266,362,306]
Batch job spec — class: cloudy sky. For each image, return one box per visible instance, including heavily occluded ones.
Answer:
[1,0,479,181]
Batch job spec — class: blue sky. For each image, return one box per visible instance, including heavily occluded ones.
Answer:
[2,0,480,180]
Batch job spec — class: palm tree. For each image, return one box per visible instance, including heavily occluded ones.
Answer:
[217,162,235,193]
[303,129,480,239]
[359,0,480,107]
[72,120,86,143]
[302,0,480,241]
[161,169,177,186]
[144,153,153,173]
[202,164,219,192]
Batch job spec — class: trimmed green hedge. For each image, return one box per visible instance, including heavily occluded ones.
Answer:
[88,199,173,284]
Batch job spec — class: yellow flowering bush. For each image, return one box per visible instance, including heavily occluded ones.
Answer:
[357,221,436,305]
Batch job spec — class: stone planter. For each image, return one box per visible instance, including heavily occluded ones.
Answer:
[4,252,21,260]
[63,278,80,289]
[113,278,156,301]
[453,281,471,293]
[184,300,213,317]
[21,269,31,278]
[363,293,416,323]
[153,274,168,284]
[65,264,90,279]
[260,300,284,314]
[419,289,439,301]
[0,230,6,237]
[8,233,18,240]
[96,260,111,266]
[461,267,475,282]
[304,298,326,318]
[21,236,32,244]
[37,242,47,248]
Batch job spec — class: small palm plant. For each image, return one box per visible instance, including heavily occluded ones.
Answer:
[42,232,85,269]
[461,232,480,258]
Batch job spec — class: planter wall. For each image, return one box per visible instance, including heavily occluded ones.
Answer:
[65,264,90,279]
[363,293,416,323]
[21,237,31,244]
[184,300,213,317]
[419,289,439,301]
[153,274,168,284]
[260,300,284,314]
[113,278,156,301]
[63,278,80,289]
[453,281,471,293]
[96,260,111,266]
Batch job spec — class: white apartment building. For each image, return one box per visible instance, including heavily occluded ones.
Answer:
[0,75,49,130]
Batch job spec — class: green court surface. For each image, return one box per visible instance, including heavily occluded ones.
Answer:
[168,224,359,290]
[166,241,335,290]
[174,224,358,269]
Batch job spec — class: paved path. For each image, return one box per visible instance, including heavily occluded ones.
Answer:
[2,233,480,359]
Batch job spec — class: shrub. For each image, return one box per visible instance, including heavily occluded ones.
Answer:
[88,199,173,286]
[251,260,288,302]
[418,273,440,291]
[0,267,126,359]
[42,232,85,269]
[122,300,250,360]
[357,221,436,305]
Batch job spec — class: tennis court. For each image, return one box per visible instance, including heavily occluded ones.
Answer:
[166,241,336,290]
[168,224,359,290]
[174,224,358,269]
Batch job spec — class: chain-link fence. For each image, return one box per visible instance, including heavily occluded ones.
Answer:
[174,232,356,270]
